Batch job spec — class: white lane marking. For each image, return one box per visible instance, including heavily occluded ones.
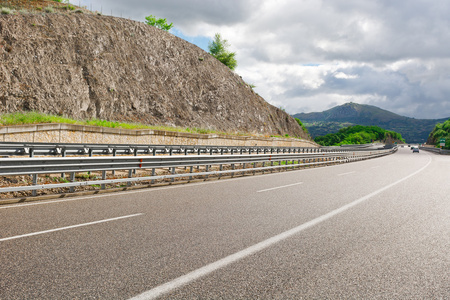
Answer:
[0,213,143,242]
[337,171,356,176]
[129,156,432,300]
[257,182,303,193]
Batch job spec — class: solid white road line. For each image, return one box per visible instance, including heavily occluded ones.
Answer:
[337,171,356,176]
[129,156,432,300]
[0,213,143,242]
[257,182,303,193]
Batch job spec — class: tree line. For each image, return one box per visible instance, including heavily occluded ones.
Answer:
[314,125,405,146]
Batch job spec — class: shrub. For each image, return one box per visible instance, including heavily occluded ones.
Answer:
[1,7,13,15]
[44,6,54,13]
[61,4,75,11]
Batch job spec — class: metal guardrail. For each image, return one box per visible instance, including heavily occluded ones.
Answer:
[419,147,450,155]
[0,146,397,196]
[0,141,383,157]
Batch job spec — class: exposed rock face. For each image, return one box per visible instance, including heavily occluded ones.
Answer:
[0,13,307,138]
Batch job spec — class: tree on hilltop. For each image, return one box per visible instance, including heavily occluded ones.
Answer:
[208,33,237,70]
[145,15,173,31]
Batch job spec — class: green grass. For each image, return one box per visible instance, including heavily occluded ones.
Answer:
[0,111,253,136]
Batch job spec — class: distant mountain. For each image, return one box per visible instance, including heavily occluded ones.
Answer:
[293,103,449,143]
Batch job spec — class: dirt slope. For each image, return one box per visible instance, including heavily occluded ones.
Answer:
[0,12,307,138]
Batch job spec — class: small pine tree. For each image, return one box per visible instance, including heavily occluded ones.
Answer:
[208,33,237,70]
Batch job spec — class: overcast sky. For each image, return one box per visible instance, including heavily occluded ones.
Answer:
[76,0,450,119]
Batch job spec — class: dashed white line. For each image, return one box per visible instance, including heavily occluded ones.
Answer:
[0,213,143,242]
[337,171,356,176]
[257,182,303,193]
[129,156,431,300]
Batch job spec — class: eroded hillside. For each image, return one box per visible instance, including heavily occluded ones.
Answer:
[0,13,307,138]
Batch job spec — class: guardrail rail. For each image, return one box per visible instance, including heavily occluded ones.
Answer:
[419,146,450,155]
[0,142,397,198]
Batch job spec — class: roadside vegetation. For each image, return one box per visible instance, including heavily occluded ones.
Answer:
[295,118,309,134]
[428,119,450,149]
[0,111,260,137]
[314,125,405,146]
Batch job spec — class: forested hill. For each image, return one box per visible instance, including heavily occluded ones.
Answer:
[293,103,448,143]
[427,119,450,149]
[314,125,405,146]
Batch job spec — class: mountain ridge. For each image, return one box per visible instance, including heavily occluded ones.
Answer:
[293,103,449,143]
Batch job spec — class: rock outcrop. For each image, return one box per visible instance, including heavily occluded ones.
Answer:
[0,13,307,138]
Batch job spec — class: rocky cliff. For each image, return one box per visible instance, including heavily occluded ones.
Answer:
[0,13,307,138]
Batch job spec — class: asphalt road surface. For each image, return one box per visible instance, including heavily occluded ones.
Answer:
[1,147,449,299]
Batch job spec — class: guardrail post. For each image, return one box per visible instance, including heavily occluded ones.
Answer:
[133,149,138,175]
[231,164,235,177]
[61,149,66,178]
[189,166,193,180]
[205,165,209,178]
[151,168,156,184]
[70,172,75,193]
[171,167,175,182]
[101,170,106,189]
[112,149,117,176]
[87,149,93,175]
[32,174,38,196]
[127,169,133,187]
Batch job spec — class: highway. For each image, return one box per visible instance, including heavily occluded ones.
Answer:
[0,147,448,299]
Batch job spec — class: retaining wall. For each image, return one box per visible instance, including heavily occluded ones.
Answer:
[0,124,318,147]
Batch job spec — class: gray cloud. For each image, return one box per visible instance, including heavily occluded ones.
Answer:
[78,0,450,119]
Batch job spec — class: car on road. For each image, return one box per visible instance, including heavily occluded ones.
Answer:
[412,147,419,153]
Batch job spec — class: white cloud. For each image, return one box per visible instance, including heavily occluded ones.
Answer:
[77,0,450,119]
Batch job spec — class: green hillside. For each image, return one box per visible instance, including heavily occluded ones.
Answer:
[427,119,450,149]
[314,125,405,146]
[293,103,448,143]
